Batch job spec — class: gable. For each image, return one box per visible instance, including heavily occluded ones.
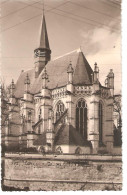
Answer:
[14,50,93,98]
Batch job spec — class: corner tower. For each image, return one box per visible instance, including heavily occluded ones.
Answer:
[34,13,51,78]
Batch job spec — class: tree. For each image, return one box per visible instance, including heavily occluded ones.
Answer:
[113,94,122,128]
[0,80,10,128]
[113,94,122,146]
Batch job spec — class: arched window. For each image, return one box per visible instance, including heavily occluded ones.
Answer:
[56,101,65,121]
[99,101,103,146]
[76,99,87,140]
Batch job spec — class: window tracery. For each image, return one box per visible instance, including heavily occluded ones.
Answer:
[56,101,65,121]
[76,99,87,139]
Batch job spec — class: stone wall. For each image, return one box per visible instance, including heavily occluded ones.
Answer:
[3,154,122,191]
[4,180,122,191]
[111,147,122,155]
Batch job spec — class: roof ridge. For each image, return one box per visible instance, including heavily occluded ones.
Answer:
[52,48,81,61]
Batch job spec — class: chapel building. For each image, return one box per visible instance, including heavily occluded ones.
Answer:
[3,13,120,155]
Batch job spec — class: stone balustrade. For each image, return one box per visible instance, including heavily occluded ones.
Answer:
[74,86,92,95]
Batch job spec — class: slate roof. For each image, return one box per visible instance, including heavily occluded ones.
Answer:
[14,69,35,98]
[33,131,46,146]
[54,124,92,147]
[33,124,92,147]
[14,50,93,98]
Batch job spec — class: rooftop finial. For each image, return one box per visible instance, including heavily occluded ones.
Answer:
[67,61,74,73]
[25,73,30,85]
[77,46,82,53]
[94,62,99,72]
[42,67,48,80]
[10,79,15,96]
[12,79,14,84]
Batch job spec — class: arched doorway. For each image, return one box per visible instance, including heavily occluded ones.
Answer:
[99,101,103,146]
[56,101,65,121]
[76,99,87,140]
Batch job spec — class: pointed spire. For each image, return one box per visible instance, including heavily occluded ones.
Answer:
[42,67,48,80]
[24,73,30,85]
[94,62,99,72]
[10,79,15,97]
[67,61,74,73]
[10,79,15,90]
[67,61,74,85]
[93,62,99,83]
[39,12,50,50]
[34,10,51,78]
[108,69,114,78]
[24,74,30,93]
[42,67,49,88]
[107,69,114,96]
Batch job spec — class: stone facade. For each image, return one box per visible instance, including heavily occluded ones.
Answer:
[2,13,121,155]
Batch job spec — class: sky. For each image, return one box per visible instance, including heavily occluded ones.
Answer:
[0,0,121,94]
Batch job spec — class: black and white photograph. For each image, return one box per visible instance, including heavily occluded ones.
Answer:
[0,0,122,191]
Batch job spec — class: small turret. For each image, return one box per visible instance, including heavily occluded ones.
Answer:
[107,69,114,87]
[24,74,32,101]
[9,79,16,104]
[92,62,100,92]
[24,74,30,93]
[105,77,108,87]
[42,67,48,89]
[67,61,74,84]
[66,61,74,93]
[41,67,50,97]
[107,69,114,96]
[93,62,99,83]
[10,79,15,97]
